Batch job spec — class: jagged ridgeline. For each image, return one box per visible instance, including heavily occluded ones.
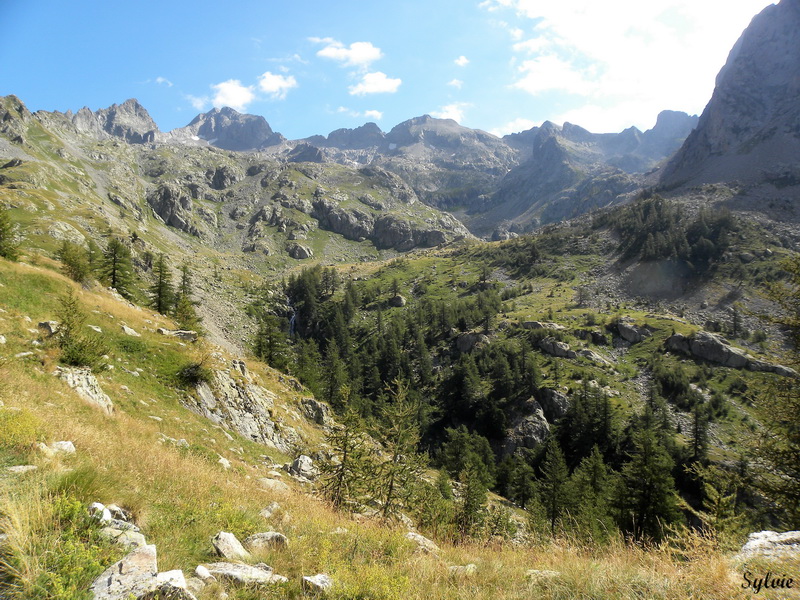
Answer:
[2,0,800,596]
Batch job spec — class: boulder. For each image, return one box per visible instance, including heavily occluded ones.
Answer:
[538,337,576,359]
[156,328,198,342]
[576,348,611,365]
[211,531,250,561]
[389,294,407,308]
[89,544,195,600]
[522,321,565,331]
[287,243,313,260]
[259,478,291,494]
[244,531,289,552]
[300,397,333,427]
[503,400,550,455]
[302,573,333,593]
[55,366,114,414]
[665,331,796,376]
[36,440,76,456]
[538,388,570,421]
[456,332,490,353]
[6,465,37,474]
[405,531,440,555]
[736,530,800,561]
[203,562,288,586]
[287,455,318,480]
[99,527,147,549]
[616,319,651,344]
[121,325,141,337]
[38,320,59,336]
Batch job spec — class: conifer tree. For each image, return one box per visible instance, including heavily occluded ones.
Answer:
[372,380,426,521]
[57,240,91,284]
[254,315,292,372]
[323,339,349,409]
[455,454,488,538]
[100,237,135,299]
[173,263,201,331]
[320,406,373,508]
[54,288,107,370]
[0,207,19,261]
[149,253,174,315]
[538,436,569,534]
[567,445,617,542]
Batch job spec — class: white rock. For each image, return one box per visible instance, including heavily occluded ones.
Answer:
[244,531,289,552]
[259,478,290,494]
[88,325,102,333]
[448,564,477,577]
[89,503,112,523]
[405,531,440,554]
[217,455,231,469]
[260,502,281,519]
[50,440,76,454]
[89,544,158,599]
[156,569,187,589]
[121,325,141,337]
[6,465,37,474]
[0,334,6,344]
[194,565,216,582]
[211,531,250,561]
[99,527,147,548]
[203,562,288,585]
[737,530,800,560]
[302,573,333,593]
[55,366,114,415]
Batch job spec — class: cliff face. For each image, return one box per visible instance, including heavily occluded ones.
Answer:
[661,0,800,196]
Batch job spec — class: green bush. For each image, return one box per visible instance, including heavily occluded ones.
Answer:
[0,408,41,449]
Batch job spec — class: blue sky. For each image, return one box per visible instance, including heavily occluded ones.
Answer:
[0,0,774,139]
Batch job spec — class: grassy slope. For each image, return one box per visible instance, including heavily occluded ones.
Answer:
[2,256,791,599]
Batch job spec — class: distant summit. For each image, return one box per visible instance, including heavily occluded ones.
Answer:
[661,0,800,197]
[71,99,159,144]
[164,107,285,151]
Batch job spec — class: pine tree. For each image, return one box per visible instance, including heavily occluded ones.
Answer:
[320,407,373,509]
[753,254,800,527]
[254,315,292,372]
[323,339,349,409]
[372,380,426,521]
[54,288,107,370]
[57,240,91,284]
[101,237,135,299]
[538,436,569,534]
[0,207,19,261]
[173,263,201,331]
[149,253,174,315]
[567,445,617,543]
[618,422,680,540]
[455,454,488,539]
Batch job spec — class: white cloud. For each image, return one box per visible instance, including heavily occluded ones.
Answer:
[211,79,255,112]
[448,79,464,89]
[334,107,384,120]
[364,110,383,120]
[315,39,383,68]
[155,76,173,87]
[454,55,470,67]
[483,0,773,130]
[186,95,208,111]
[257,71,298,100]
[349,72,402,95]
[490,117,538,136]
[431,102,470,123]
[512,55,597,96]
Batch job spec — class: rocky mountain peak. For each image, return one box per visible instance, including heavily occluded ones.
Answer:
[660,0,800,191]
[72,98,159,144]
[169,107,285,151]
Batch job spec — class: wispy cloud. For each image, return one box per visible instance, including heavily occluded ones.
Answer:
[490,117,538,136]
[336,106,384,120]
[186,95,207,111]
[258,71,298,100]
[313,38,383,69]
[448,79,464,89]
[211,80,255,112]
[454,55,470,67]
[431,102,470,123]
[155,76,173,87]
[349,72,402,95]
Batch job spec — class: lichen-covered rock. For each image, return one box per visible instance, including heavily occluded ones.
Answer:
[615,318,651,344]
[302,573,333,593]
[203,562,288,586]
[287,455,318,480]
[300,397,333,428]
[504,399,550,455]
[665,331,796,376]
[405,531,440,555]
[55,366,114,414]
[538,337,576,359]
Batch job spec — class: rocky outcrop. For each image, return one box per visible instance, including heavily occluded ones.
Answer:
[73,99,159,144]
[55,366,114,414]
[286,455,318,481]
[503,398,550,455]
[538,388,570,422]
[287,243,313,259]
[665,331,796,376]
[736,530,800,561]
[538,337,577,359]
[166,107,285,151]
[456,332,490,353]
[244,532,289,552]
[203,562,288,586]
[207,165,242,190]
[615,318,652,344]
[147,183,200,236]
[300,397,333,428]
[189,369,300,454]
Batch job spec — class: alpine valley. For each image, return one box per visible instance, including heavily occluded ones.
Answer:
[1,1,799,599]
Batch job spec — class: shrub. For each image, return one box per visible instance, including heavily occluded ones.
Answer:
[175,358,212,388]
[0,408,41,449]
